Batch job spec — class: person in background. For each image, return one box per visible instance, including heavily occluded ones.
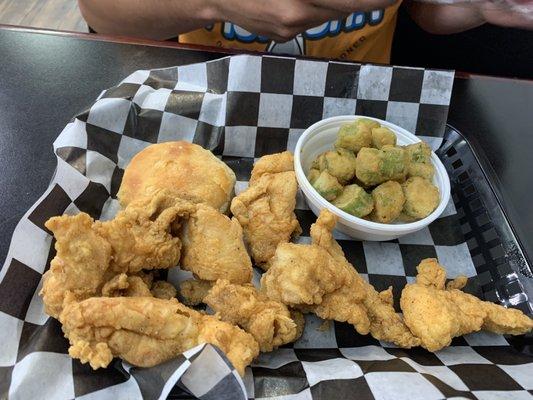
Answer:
[78,0,533,64]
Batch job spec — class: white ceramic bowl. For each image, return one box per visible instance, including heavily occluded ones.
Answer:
[294,115,451,241]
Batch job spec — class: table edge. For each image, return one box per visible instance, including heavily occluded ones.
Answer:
[2,24,532,83]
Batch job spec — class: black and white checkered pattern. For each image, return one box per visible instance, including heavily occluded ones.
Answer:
[1,55,531,400]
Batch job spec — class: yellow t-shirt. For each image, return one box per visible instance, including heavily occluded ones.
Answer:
[179,6,401,64]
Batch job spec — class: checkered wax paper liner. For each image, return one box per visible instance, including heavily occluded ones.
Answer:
[1,54,531,400]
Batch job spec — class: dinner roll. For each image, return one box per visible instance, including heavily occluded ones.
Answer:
[118,141,236,213]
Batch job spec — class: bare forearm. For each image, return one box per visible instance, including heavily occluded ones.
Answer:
[407,3,484,34]
[78,0,217,39]
[407,2,533,34]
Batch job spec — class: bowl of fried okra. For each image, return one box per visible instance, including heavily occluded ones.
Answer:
[294,116,451,241]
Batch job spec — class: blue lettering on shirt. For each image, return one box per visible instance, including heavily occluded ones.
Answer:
[222,23,268,43]
[219,10,384,43]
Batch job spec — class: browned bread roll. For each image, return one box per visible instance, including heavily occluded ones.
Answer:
[118,141,236,213]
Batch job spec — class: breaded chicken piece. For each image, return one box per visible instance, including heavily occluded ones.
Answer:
[180,204,252,284]
[231,152,300,267]
[204,279,304,352]
[291,310,306,340]
[249,151,294,183]
[95,191,195,273]
[151,281,178,300]
[361,286,420,347]
[118,141,236,214]
[40,213,112,319]
[262,210,420,347]
[179,279,213,306]
[446,275,468,290]
[379,287,394,305]
[298,283,370,335]
[261,242,351,306]
[309,210,419,347]
[41,192,192,318]
[401,258,533,351]
[101,274,152,297]
[261,219,371,335]
[60,297,259,376]
[101,273,177,299]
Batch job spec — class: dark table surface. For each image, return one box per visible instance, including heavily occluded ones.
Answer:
[1,26,532,267]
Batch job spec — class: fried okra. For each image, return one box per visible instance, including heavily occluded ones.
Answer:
[355,146,408,186]
[312,170,343,201]
[406,142,431,163]
[332,184,374,217]
[405,142,435,180]
[402,177,440,219]
[334,119,376,153]
[370,181,405,223]
[395,212,418,223]
[312,148,357,184]
[307,168,321,185]
[307,120,440,224]
[371,127,396,149]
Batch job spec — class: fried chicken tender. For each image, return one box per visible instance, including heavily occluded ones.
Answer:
[179,279,213,306]
[262,215,371,335]
[151,281,178,300]
[95,191,195,273]
[262,242,351,306]
[204,279,303,352]
[118,141,236,214]
[231,152,301,266]
[249,150,294,183]
[41,213,112,319]
[60,297,259,375]
[101,273,177,299]
[401,258,533,351]
[262,210,420,347]
[309,210,419,347]
[101,274,152,297]
[379,287,394,305]
[180,204,252,283]
[446,275,468,290]
[41,192,192,317]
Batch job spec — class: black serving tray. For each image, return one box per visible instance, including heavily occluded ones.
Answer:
[167,125,533,399]
[437,125,533,315]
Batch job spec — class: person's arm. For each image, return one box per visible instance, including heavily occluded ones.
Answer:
[78,0,399,41]
[78,0,215,39]
[407,2,533,34]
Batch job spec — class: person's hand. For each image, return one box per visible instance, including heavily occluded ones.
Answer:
[209,0,399,42]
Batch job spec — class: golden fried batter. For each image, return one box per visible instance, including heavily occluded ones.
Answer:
[41,192,193,317]
[262,241,351,306]
[249,151,294,183]
[231,152,300,266]
[262,210,419,347]
[101,274,152,297]
[180,204,252,283]
[151,281,177,300]
[179,279,213,306]
[101,273,176,299]
[274,213,369,333]
[401,258,533,351]
[60,297,259,375]
[118,141,236,213]
[379,287,394,306]
[41,213,112,319]
[261,219,370,335]
[204,279,303,352]
[95,191,195,273]
[446,275,468,291]
[310,210,419,347]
